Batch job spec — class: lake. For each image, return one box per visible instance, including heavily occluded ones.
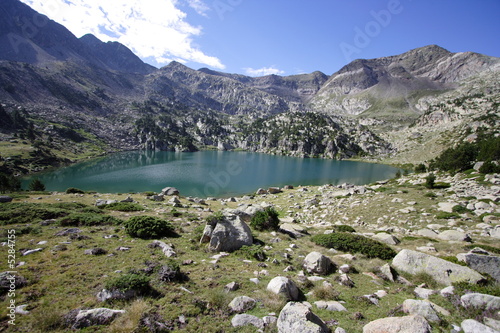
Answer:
[22,151,399,197]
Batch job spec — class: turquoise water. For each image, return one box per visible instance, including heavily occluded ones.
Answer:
[22,151,399,197]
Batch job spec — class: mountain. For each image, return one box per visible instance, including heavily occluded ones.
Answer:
[310,45,499,127]
[0,0,498,175]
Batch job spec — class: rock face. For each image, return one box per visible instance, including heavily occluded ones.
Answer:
[204,215,253,252]
[279,223,309,238]
[303,252,335,275]
[277,302,330,333]
[463,253,500,282]
[392,249,485,285]
[363,315,432,333]
[70,308,125,329]
[267,277,300,301]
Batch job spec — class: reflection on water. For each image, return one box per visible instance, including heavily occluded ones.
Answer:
[22,151,399,197]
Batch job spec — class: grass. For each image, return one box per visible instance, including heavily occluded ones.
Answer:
[0,172,497,332]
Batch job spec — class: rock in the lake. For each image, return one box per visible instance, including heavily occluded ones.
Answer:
[392,249,485,285]
[303,252,335,275]
[277,302,330,333]
[267,276,300,301]
[363,315,431,333]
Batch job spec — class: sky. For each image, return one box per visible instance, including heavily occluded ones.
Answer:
[20,0,500,76]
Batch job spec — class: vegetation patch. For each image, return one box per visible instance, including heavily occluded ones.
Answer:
[103,202,144,212]
[65,187,85,194]
[463,244,500,255]
[125,216,176,239]
[311,232,396,260]
[59,213,121,226]
[333,225,356,233]
[0,203,68,224]
[435,212,460,219]
[250,207,280,231]
[235,244,267,261]
[105,273,152,294]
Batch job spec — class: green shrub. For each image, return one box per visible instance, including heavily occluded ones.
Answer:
[479,160,500,174]
[236,245,267,261]
[59,213,121,226]
[104,202,144,212]
[28,178,46,191]
[205,211,225,225]
[0,172,21,193]
[311,232,396,260]
[105,273,151,294]
[414,164,427,173]
[250,207,280,231]
[453,280,500,297]
[125,216,175,239]
[65,187,85,194]
[425,173,436,189]
[436,212,460,219]
[424,192,437,198]
[334,225,356,233]
[0,203,68,224]
[452,205,470,214]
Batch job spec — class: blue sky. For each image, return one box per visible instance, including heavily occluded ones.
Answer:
[21,0,500,76]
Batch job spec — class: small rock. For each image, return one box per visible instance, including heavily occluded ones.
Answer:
[228,296,256,313]
[363,315,432,333]
[231,314,264,329]
[461,293,500,311]
[314,300,347,312]
[267,276,299,301]
[84,248,107,255]
[23,248,43,256]
[414,287,437,299]
[224,282,240,292]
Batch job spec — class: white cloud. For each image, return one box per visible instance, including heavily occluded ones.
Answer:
[244,66,285,77]
[20,0,224,69]
[185,0,210,17]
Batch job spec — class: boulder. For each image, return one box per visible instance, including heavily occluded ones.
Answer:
[392,249,485,285]
[416,228,438,238]
[461,293,500,311]
[372,232,400,245]
[224,282,240,293]
[268,187,282,194]
[303,252,334,275]
[256,188,268,195]
[0,196,13,203]
[279,223,308,238]
[149,240,176,257]
[96,289,139,302]
[267,276,300,301]
[378,263,396,282]
[207,215,253,252]
[70,308,125,329]
[363,315,431,333]
[437,230,471,242]
[314,300,346,312]
[402,299,447,323]
[161,187,179,196]
[461,319,499,333]
[484,317,500,331]
[277,302,330,333]
[231,314,264,329]
[464,253,500,282]
[0,272,27,293]
[414,287,437,299]
[437,202,458,213]
[228,296,256,313]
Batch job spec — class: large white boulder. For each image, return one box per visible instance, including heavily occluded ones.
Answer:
[277,302,330,333]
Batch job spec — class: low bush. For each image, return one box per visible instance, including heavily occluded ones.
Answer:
[425,173,436,189]
[311,232,396,260]
[59,213,121,226]
[125,216,175,239]
[250,207,280,231]
[453,280,500,297]
[440,256,467,266]
[436,212,460,219]
[0,203,68,224]
[105,273,151,294]
[334,225,356,233]
[452,205,470,214]
[104,202,144,212]
[65,187,85,194]
[236,245,267,261]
